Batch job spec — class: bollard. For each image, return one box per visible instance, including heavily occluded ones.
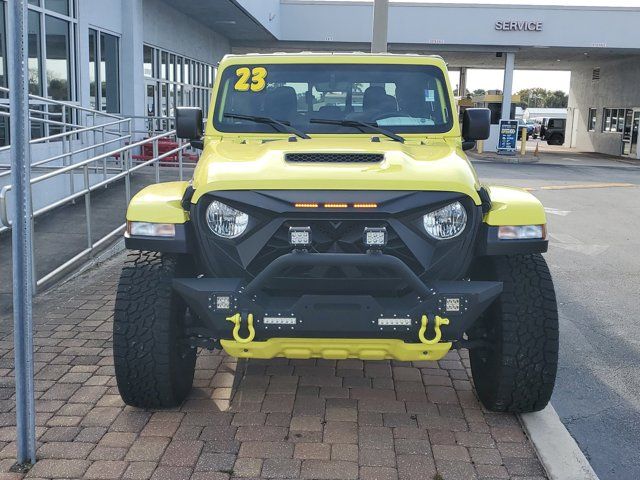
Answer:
[521,127,528,156]
[477,140,484,154]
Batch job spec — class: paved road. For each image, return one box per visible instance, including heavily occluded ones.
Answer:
[0,253,546,480]
[474,152,640,480]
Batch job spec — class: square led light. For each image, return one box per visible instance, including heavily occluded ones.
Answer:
[363,227,387,248]
[378,318,412,326]
[289,226,312,246]
[445,298,460,312]
[216,295,231,310]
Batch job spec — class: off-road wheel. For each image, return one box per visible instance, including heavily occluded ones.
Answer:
[468,254,559,413]
[114,251,196,408]
[548,134,564,146]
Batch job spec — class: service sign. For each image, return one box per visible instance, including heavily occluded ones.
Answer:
[497,120,519,154]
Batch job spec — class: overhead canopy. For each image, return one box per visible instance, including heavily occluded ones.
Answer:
[158,0,275,42]
[229,0,640,70]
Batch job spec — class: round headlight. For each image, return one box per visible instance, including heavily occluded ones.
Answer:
[206,200,249,239]
[423,201,467,239]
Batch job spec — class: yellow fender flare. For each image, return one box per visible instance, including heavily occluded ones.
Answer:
[226,313,256,343]
[418,314,450,345]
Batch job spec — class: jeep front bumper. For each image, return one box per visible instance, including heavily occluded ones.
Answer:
[173,251,502,361]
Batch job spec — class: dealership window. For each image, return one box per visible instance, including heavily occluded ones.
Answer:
[0,0,78,142]
[603,108,631,133]
[588,108,597,131]
[88,28,120,113]
[28,10,42,96]
[46,15,71,101]
[143,43,215,121]
[0,2,6,146]
[143,45,154,78]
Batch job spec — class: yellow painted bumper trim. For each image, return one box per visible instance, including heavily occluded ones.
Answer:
[220,338,452,361]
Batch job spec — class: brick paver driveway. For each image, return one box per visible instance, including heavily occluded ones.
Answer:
[0,253,547,480]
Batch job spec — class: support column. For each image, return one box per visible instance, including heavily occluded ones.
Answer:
[458,67,468,97]
[8,0,37,467]
[501,52,515,120]
[120,0,145,135]
[371,0,389,53]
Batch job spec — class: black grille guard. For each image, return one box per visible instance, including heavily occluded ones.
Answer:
[173,251,502,343]
[245,251,433,297]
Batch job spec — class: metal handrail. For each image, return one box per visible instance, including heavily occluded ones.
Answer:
[0,86,124,120]
[0,133,132,178]
[0,110,84,129]
[0,130,196,289]
[0,117,130,155]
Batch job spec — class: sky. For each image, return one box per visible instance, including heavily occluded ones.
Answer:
[448,69,571,94]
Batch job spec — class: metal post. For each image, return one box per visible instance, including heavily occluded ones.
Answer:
[84,165,92,256]
[153,139,160,183]
[8,0,37,468]
[458,67,468,98]
[124,150,131,202]
[178,140,184,181]
[371,0,389,53]
[501,52,516,120]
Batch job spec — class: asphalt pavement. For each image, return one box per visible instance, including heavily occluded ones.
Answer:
[474,151,640,480]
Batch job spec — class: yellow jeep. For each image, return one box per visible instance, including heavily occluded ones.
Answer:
[114,53,558,413]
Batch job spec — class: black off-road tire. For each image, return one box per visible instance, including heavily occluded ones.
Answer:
[114,251,196,408]
[468,254,559,413]
[548,134,564,146]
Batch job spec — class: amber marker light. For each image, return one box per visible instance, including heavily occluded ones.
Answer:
[294,203,319,208]
[324,203,349,208]
[353,203,378,209]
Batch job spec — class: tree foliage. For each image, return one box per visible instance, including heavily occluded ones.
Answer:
[516,88,568,109]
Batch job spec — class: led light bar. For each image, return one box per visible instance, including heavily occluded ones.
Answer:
[324,203,348,208]
[289,226,312,246]
[363,227,388,248]
[263,317,297,325]
[353,203,378,209]
[292,203,379,209]
[378,318,412,326]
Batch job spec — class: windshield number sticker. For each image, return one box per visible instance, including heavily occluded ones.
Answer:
[234,66,267,92]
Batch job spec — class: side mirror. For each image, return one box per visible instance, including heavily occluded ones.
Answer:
[176,107,203,140]
[462,108,491,141]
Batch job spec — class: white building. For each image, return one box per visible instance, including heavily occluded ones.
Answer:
[2,0,640,157]
[523,109,567,123]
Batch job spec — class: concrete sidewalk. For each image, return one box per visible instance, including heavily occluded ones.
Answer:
[0,253,547,480]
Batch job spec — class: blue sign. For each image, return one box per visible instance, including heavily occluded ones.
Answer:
[497,120,519,154]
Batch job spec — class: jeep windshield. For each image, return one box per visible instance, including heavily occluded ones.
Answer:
[213,63,454,135]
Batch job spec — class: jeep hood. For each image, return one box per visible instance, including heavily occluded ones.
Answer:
[191,138,482,204]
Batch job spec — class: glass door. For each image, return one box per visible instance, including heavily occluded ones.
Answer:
[630,110,640,158]
[623,109,633,155]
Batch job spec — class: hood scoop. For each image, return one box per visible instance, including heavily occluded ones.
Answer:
[285,153,384,163]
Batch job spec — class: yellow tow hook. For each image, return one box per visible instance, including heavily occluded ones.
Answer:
[418,314,450,345]
[226,312,256,344]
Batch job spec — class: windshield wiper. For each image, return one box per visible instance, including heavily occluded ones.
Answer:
[224,113,310,139]
[309,118,405,143]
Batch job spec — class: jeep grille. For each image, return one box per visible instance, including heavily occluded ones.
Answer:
[285,153,384,163]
